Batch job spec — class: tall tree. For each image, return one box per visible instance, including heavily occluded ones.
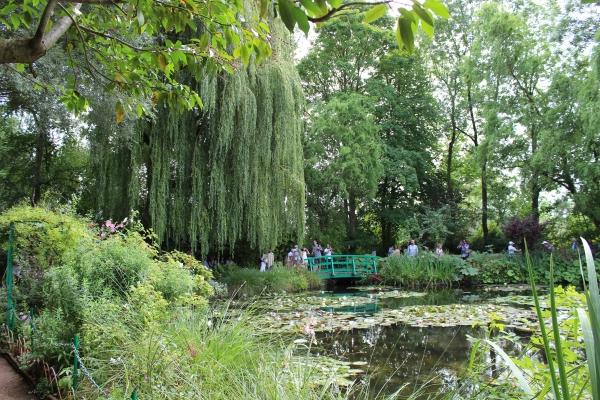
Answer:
[84,21,306,256]
[0,53,86,208]
[300,15,441,251]
[368,51,440,250]
[305,93,382,248]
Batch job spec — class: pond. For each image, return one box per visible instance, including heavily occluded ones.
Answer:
[234,284,540,398]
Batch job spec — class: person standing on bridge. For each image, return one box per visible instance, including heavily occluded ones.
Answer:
[324,244,333,261]
[302,247,309,267]
[312,240,322,257]
[407,240,419,257]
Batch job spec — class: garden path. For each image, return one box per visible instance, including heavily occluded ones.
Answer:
[0,356,36,399]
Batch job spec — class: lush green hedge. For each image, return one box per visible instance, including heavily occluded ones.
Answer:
[215,263,324,296]
[378,253,477,288]
[378,251,597,287]
[469,252,597,285]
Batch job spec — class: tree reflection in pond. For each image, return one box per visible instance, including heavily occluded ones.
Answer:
[313,323,479,397]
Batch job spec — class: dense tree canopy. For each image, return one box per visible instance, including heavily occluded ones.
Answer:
[0,0,448,115]
[1,0,599,259]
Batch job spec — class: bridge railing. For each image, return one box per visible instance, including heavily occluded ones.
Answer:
[306,254,378,278]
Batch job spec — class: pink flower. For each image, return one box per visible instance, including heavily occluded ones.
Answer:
[104,220,116,232]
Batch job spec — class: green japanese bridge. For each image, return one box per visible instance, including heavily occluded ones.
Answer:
[306,254,379,279]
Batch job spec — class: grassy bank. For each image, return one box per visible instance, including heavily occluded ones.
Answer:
[215,263,324,296]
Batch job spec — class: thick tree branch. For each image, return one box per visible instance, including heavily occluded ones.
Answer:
[0,4,81,64]
[32,0,58,49]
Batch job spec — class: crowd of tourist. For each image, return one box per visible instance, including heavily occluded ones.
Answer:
[258,240,334,271]
[384,236,580,260]
[257,236,588,271]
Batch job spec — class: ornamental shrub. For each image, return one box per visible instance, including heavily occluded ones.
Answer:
[502,215,545,250]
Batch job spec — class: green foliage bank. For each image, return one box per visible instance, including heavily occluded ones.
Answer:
[0,206,345,399]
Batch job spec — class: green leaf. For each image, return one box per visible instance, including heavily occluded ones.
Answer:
[328,0,342,8]
[115,102,125,123]
[412,3,434,26]
[397,16,415,52]
[423,0,450,18]
[240,44,251,65]
[578,308,599,400]
[278,0,296,32]
[548,256,571,400]
[484,340,533,395]
[421,20,434,37]
[292,7,310,34]
[300,0,322,17]
[137,9,144,26]
[9,13,20,29]
[315,0,328,13]
[14,63,25,73]
[363,4,387,24]
[156,53,168,71]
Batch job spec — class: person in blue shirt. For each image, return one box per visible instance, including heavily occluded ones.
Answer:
[458,240,470,260]
[571,238,578,252]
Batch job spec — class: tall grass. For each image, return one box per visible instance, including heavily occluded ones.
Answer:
[379,254,469,288]
[484,238,599,399]
[215,264,324,296]
[77,307,351,400]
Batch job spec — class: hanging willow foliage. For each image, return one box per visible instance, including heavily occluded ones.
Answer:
[86,21,305,256]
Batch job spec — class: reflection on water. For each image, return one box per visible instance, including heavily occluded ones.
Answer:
[315,322,479,397]
[300,286,533,398]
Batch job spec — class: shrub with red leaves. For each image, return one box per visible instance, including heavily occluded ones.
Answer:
[502,215,546,249]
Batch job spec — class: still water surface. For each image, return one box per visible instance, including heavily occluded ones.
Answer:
[284,286,533,397]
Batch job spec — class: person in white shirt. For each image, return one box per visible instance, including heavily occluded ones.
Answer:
[266,251,274,269]
[407,240,418,257]
[507,241,520,256]
[435,243,444,257]
[259,256,267,272]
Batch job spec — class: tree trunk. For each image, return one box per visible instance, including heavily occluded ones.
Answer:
[347,194,358,246]
[481,156,489,244]
[466,82,489,244]
[530,126,540,223]
[447,111,458,198]
[531,180,541,223]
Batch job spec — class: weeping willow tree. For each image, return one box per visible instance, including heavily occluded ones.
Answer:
[85,20,305,256]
